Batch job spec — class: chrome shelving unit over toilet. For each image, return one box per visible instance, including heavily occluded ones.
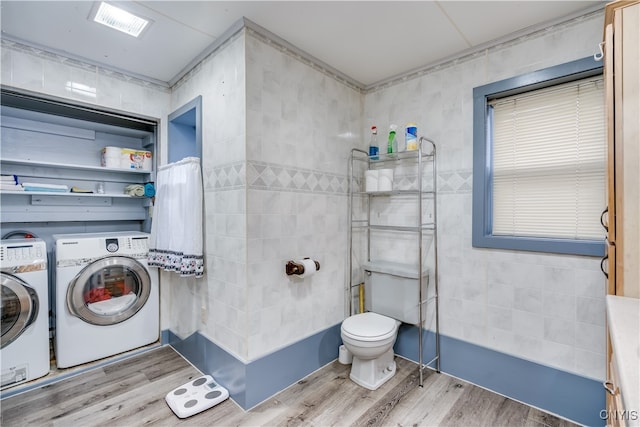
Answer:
[347,136,440,386]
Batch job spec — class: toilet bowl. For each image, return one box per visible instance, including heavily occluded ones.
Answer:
[340,312,401,390]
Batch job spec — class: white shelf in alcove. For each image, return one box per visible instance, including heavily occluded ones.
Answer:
[0,190,145,198]
[1,157,150,174]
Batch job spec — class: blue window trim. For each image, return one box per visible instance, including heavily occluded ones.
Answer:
[472,57,605,257]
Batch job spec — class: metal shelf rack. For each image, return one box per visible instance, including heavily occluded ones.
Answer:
[347,136,440,386]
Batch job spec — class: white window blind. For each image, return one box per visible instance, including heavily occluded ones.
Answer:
[491,76,605,240]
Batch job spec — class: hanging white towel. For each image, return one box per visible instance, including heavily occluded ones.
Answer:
[148,157,204,278]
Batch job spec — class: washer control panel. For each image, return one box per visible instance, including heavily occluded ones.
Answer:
[165,375,229,419]
[0,239,47,267]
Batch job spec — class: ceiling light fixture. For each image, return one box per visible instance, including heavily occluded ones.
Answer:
[92,2,150,38]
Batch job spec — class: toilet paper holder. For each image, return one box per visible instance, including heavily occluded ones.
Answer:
[286,258,320,276]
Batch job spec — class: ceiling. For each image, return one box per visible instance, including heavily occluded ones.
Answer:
[1,1,605,89]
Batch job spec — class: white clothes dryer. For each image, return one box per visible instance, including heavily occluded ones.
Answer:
[0,238,50,389]
[53,232,159,369]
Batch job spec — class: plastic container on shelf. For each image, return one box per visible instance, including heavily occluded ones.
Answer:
[406,123,418,151]
[369,126,379,160]
[101,147,152,171]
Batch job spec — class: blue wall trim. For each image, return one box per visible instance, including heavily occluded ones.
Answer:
[394,325,605,426]
[167,324,603,425]
[166,324,342,409]
[472,56,605,257]
[160,329,170,345]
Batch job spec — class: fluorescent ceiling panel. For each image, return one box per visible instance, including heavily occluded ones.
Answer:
[92,2,149,37]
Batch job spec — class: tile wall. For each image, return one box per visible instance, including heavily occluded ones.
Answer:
[170,31,249,357]
[169,29,362,361]
[363,11,607,380]
[244,32,361,359]
[0,39,169,121]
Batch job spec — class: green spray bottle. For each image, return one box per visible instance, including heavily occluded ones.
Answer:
[387,124,398,154]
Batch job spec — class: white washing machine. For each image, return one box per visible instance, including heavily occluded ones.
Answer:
[0,238,50,389]
[53,232,159,369]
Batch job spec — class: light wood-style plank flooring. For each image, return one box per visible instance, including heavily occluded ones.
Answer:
[0,346,578,426]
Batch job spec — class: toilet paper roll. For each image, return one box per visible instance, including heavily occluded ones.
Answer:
[365,170,378,192]
[298,258,318,278]
[378,169,394,192]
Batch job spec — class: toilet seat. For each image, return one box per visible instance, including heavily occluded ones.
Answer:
[341,312,397,342]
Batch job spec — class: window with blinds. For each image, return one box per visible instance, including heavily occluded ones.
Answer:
[489,76,606,241]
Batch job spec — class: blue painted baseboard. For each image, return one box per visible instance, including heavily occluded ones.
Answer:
[167,323,604,425]
[394,324,605,426]
[166,324,342,409]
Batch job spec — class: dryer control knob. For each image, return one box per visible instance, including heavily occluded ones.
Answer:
[106,242,118,252]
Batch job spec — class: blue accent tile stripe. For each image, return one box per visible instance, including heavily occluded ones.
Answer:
[394,325,605,426]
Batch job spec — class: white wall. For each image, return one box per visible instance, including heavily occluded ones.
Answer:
[363,12,607,380]
[168,29,362,361]
[168,31,248,356]
[244,32,362,360]
[1,39,169,121]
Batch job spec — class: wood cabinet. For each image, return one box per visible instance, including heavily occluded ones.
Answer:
[605,296,640,427]
[604,0,640,298]
[603,2,640,426]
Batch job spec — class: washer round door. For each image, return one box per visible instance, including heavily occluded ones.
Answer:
[66,256,151,326]
[1,272,39,349]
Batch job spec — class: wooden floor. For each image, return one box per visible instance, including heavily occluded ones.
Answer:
[0,346,577,427]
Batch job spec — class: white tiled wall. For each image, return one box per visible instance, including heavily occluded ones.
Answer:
[1,40,170,121]
[169,29,362,361]
[363,12,607,380]
[244,33,361,360]
[170,31,249,356]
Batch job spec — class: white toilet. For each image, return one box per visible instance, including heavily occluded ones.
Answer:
[341,261,428,391]
[341,312,400,390]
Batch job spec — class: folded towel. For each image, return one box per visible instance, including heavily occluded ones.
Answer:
[23,186,68,193]
[1,175,18,183]
[124,184,145,197]
[144,183,155,198]
[21,182,69,191]
[0,183,24,191]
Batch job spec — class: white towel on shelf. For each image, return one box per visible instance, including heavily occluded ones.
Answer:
[148,157,204,278]
[21,182,69,191]
[124,184,145,197]
[0,183,23,191]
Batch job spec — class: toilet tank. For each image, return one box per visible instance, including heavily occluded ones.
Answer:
[363,260,429,324]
